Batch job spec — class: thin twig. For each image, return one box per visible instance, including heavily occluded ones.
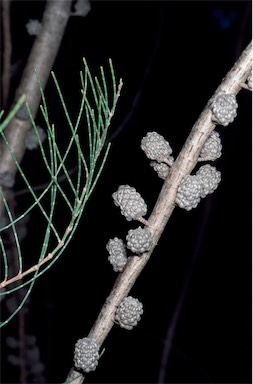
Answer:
[1,0,12,109]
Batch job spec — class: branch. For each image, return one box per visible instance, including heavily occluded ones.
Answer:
[65,40,252,383]
[0,0,72,215]
[1,0,12,109]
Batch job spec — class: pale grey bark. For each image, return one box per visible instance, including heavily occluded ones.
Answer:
[65,40,252,383]
[0,0,72,214]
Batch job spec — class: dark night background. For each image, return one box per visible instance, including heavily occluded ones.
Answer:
[0,1,252,383]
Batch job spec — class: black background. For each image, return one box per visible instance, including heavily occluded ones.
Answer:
[1,1,252,383]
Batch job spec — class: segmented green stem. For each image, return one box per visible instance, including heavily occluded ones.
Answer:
[0,59,122,327]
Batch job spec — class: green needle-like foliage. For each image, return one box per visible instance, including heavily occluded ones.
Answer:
[0,95,26,133]
[0,59,122,327]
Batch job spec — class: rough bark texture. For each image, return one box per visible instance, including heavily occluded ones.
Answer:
[65,40,252,384]
[0,0,72,214]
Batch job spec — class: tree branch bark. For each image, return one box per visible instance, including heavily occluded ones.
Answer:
[65,40,252,384]
[0,0,72,214]
[1,0,12,109]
